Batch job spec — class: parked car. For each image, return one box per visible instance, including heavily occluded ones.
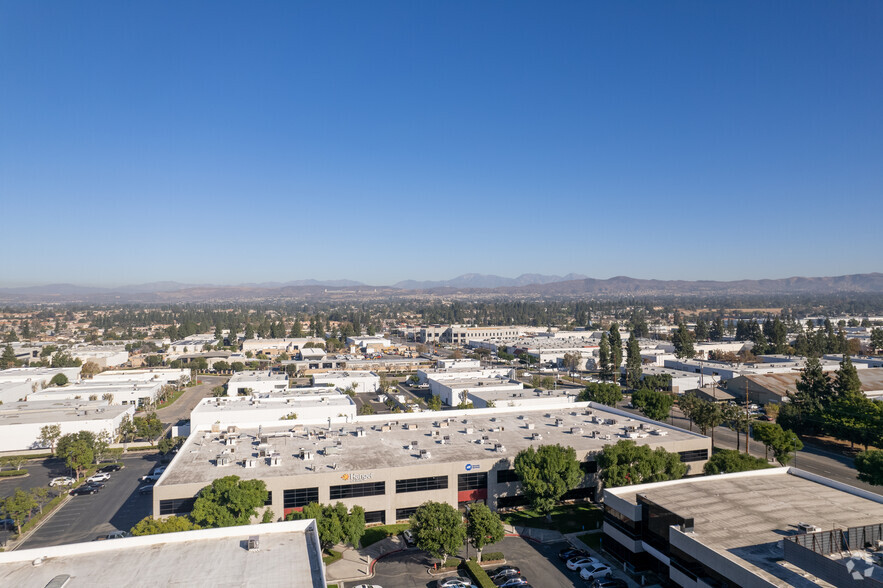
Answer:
[152,466,167,475]
[579,564,612,582]
[138,485,154,495]
[87,472,111,483]
[141,473,162,482]
[567,556,600,571]
[558,547,588,561]
[95,530,131,540]
[352,585,383,588]
[49,477,75,487]
[489,567,521,581]
[70,485,101,496]
[0,517,15,530]
[494,578,528,588]
[437,577,476,588]
[591,578,627,588]
[98,464,122,473]
[402,529,415,545]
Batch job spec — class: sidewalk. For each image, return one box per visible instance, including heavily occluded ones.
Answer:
[504,523,565,544]
[324,535,406,583]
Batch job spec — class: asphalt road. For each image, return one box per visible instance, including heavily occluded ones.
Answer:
[371,537,589,588]
[0,457,73,501]
[153,375,227,425]
[17,452,160,549]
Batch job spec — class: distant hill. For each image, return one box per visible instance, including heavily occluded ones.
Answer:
[394,273,589,290]
[1,273,881,303]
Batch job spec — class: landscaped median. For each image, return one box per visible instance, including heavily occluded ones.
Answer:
[464,558,496,588]
[501,503,603,533]
[0,469,28,478]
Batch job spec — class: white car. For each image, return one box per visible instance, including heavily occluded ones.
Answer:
[88,472,111,483]
[49,477,75,487]
[352,585,383,588]
[567,556,601,570]
[579,563,612,581]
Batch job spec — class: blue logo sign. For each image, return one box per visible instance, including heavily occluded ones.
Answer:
[465,463,480,471]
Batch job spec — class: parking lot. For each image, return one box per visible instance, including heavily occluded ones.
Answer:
[370,536,585,588]
[12,452,160,549]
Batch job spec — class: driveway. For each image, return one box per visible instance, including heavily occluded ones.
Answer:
[153,375,227,424]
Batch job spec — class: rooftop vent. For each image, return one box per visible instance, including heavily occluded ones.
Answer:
[797,522,823,534]
[268,456,281,467]
[532,432,543,440]
[406,423,418,430]
[526,422,535,430]
[465,427,474,434]
[300,450,314,461]
[355,428,366,437]
[247,536,260,551]
[419,449,431,459]
[216,455,231,467]
[571,427,583,435]
[243,458,257,468]
[494,443,506,453]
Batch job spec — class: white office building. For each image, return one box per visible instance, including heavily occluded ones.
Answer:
[312,371,380,394]
[0,400,134,452]
[226,371,288,396]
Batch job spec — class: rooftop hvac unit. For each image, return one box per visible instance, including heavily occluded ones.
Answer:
[797,522,823,534]
[247,536,260,551]
[406,423,418,430]
[324,446,341,456]
[408,440,418,450]
[571,427,583,435]
[269,456,281,467]
[216,456,231,467]
[355,428,366,437]
[244,458,257,468]
[532,432,542,440]
[380,424,391,432]
[494,443,506,453]
[439,420,449,428]
[259,435,269,445]
[526,422,535,430]
[419,449,431,459]
[480,435,489,444]
[465,427,474,434]
[301,450,314,461]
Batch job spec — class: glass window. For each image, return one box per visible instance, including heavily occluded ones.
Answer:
[329,481,386,500]
[458,472,488,491]
[396,476,448,493]
[283,487,318,508]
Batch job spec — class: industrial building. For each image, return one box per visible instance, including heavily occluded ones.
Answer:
[311,371,380,394]
[0,366,82,388]
[69,345,129,368]
[226,370,288,396]
[152,403,710,526]
[418,325,542,344]
[28,381,164,407]
[239,337,325,357]
[728,368,883,404]
[0,520,325,588]
[602,467,883,587]
[0,400,133,452]
[190,389,357,429]
[90,368,191,387]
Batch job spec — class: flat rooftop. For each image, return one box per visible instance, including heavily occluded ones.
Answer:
[0,520,324,588]
[313,371,377,379]
[0,367,77,381]
[162,402,706,486]
[229,371,287,383]
[194,394,355,416]
[0,400,129,426]
[609,469,883,587]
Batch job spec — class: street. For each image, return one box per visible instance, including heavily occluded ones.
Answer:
[152,374,227,425]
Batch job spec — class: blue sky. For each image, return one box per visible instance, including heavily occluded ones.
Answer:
[1,1,881,287]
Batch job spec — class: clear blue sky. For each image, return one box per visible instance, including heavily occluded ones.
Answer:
[1,1,881,287]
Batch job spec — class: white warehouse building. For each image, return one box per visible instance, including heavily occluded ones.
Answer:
[0,400,134,452]
[28,381,164,407]
[226,371,288,396]
[312,371,380,394]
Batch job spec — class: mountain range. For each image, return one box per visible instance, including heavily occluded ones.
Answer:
[0,273,881,302]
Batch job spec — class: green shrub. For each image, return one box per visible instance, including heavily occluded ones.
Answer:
[0,469,28,477]
[322,549,342,566]
[481,552,504,562]
[465,558,496,588]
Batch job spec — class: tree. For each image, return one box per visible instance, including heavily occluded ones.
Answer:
[578,382,623,407]
[597,439,687,488]
[514,444,582,518]
[58,436,94,479]
[709,316,726,341]
[625,338,642,389]
[158,436,186,455]
[562,352,581,381]
[722,404,752,453]
[49,373,69,387]
[691,398,725,447]
[358,403,375,415]
[753,421,803,464]
[832,355,862,399]
[287,502,365,551]
[677,394,701,431]
[2,489,37,534]
[30,486,51,514]
[130,515,200,536]
[1,343,19,368]
[118,415,136,443]
[145,354,163,367]
[608,324,623,376]
[598,333,611,381]
[409,501,466,565]
[134,413,163,444]
[673,323,695,359]
[631,388,674,422]
[465,503,504,563]
[39,424,62,455]
[51,351,81,368]
[703,449,772,475]
[81,361,101,378]
[694,318,709,341]
[191,476,269,528]
[855,449,883,487]
[871,328,883,354]
[427,395,442,411]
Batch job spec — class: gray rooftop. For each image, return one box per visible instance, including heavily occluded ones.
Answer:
[0,400,130,426]
[0,520,323,588]
[162,402,705,486]
[609,469,883,587]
